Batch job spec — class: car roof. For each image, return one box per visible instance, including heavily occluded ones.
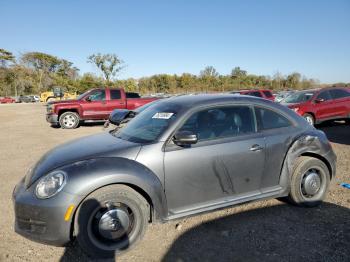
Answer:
[158,94,273,109]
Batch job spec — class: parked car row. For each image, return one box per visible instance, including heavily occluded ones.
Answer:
[0,95,40,103]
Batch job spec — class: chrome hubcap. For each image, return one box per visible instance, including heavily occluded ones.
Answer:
[63,115,76,127]
[98,208,130,240]
[301,169,321,197]
[305,116,313,125]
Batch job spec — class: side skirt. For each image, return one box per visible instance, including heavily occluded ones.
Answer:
[165,186,284,221]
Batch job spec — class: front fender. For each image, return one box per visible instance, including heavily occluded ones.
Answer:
[60,157,168,221]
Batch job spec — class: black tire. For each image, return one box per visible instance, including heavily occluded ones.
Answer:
[59,111,80,129]
[287,156,330,207]
[303,113,315,125]
[74,185,149,259]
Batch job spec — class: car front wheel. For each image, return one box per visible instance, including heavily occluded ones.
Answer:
[288,156,330,207]
[74,185,149,259]
[303,113,315,125]
[59,112,80,129]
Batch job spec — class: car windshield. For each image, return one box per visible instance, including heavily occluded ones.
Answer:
[283,91,315,103]
[114,102,180,143]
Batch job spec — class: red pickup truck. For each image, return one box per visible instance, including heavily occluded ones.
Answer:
[46,88,158,129]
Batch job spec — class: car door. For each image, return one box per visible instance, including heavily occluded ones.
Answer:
[164,105,266,214]
[105,89,127,113]
[254,106,296,189]
[329,89,350,118]
[312,90,334,120]
[80,89,109,119]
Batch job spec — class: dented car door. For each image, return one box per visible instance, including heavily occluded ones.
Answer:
[164,105,266,215]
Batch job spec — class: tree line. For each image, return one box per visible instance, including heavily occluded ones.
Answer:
[0,48,348,96]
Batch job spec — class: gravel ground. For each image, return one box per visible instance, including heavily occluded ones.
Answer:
[0,103,349,262]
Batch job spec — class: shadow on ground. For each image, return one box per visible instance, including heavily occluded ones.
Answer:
[163,202,349,262]
[317,121,350,145]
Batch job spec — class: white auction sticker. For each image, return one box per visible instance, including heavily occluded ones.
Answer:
[152,112,174,119]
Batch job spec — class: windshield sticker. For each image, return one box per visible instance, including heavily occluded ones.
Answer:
[152,112,174,119]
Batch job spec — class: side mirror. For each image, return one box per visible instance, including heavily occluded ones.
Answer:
[109,109,135,126]
[86,96,92,102]
[173,130,197,146]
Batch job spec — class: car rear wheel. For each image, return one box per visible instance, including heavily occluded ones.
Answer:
[59,112,79,129]
[303,113,315,125]
[74,185,149,259]
[287,156,330,207]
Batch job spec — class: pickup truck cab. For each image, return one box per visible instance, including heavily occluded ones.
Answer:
[282,87,350,125]
[46,88,157,129]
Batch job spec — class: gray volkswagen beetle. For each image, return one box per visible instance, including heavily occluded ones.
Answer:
[13,94,336,258]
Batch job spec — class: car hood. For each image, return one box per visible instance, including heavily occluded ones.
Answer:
[25,132,141,187]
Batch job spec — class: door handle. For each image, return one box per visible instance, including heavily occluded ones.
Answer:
[250,144,264,152]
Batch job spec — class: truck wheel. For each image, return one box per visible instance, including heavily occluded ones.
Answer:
[303,113,315,125]
[74,185,149,259]
[287,156,330,207]
[59,112,80,129]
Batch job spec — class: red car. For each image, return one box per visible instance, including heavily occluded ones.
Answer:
[46,88,158,129]
[231,89,275,101]
[0,97,16,104]
[282,87,350,125]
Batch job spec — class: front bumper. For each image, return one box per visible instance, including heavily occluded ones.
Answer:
[46,113,58,124]
[12,179,81,246]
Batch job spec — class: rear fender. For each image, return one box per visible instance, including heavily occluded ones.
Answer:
[279,130,335,195]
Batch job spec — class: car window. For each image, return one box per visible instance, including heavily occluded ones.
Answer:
[110,90,121,100]
[89,90,106,101]
[179,106,255,141]
[316,91,332,101]
[329,89,350,99]
[126,92,141,98]
[255,107,292,130]
[248,91,262,97]
[263,91,273,98]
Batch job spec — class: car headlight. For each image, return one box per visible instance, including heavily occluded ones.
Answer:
[47,104,54,113]
[292,107,299,112]
[35,171,67,199]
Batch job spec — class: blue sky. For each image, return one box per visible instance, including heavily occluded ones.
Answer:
[2,0,350,83]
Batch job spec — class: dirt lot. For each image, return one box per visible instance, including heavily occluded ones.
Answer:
[0,103,349,262]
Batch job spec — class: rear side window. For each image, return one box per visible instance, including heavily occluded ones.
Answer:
[316,91,332,101]
[248,91,262,97]
[126,92,141,98]
[255,107,292,130]
[263,91,273,98]
[329,89,350,99]
[110,90,121,100]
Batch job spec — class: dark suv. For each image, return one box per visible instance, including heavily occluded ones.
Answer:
[282,87,350,125]
[13,95,336,258]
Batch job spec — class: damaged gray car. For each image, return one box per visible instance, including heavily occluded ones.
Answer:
[13,94,336,258]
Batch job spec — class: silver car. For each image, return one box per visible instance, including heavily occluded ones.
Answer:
[13,94,336,258]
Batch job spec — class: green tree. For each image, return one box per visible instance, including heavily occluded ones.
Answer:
[21,52,62,91]
[0,48,15,67]
[87,53,124,83]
